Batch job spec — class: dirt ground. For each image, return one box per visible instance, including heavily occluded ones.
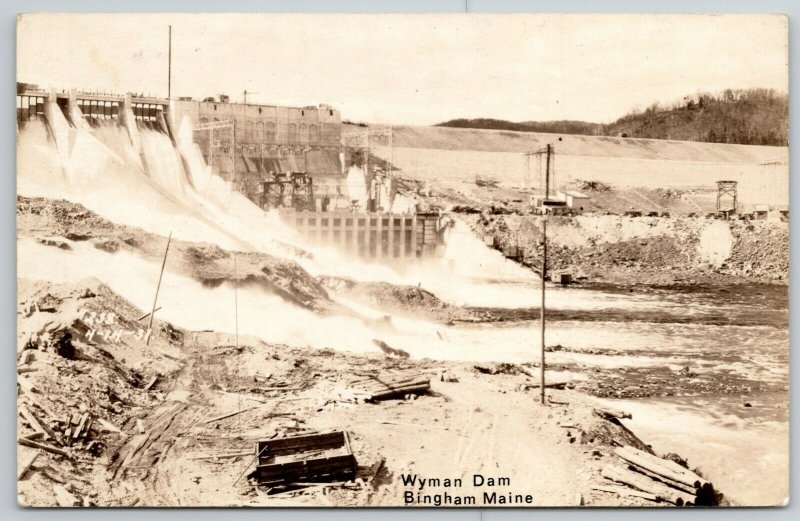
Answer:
[16,277,715,508]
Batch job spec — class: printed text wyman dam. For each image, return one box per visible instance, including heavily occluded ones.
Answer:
[401,474,534,506]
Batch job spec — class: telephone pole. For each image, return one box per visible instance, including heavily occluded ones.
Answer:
[540,218,547,405]
[544,143,552,198]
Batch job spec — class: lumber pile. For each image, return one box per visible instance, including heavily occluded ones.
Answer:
[348,372,431,401]
[598,445,722,506]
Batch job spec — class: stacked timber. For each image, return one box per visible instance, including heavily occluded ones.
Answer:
[597,445,722,506]
[348,373,431,401]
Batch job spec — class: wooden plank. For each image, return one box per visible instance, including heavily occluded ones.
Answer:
[21,394,57,420]
[189,451,252,460]
[260,431,345,451]
[369,456,385,485]
[601,465,694,506]
[17,438,71,459]
[371,383,430,400]
[18,404,60,444]
[19,349,35,365]
[354,377,429,391]
[144,375,159,391]
[17,451,39,480]
[627,463,697,494]
[97,418,124,435]
[53,484,80,507]
[593,484,659,502]
[205,406,257,424]
[73,413,90,439]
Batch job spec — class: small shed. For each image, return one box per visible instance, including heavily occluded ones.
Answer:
[563,190,591,211]
[753,204,770,220]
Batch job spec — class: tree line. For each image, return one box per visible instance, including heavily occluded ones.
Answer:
[436,88,788,146]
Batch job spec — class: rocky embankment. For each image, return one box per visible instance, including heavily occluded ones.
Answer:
[17,196,329,309]
[320,277,493,324]
[462,213,788,285]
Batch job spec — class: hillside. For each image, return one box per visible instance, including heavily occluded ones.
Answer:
[606,89,788,146]
[436,89,788,147]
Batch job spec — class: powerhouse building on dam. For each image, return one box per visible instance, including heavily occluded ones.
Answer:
[17,83,448,260]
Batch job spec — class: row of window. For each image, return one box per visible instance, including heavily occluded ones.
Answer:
[197,118,321,143]
[244,122,318,142]
[297,217,414,227]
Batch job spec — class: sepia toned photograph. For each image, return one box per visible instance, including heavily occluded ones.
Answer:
[15,13,788,507]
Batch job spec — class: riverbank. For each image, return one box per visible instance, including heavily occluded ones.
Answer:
[461,213,788,286]
[391,169,788,286]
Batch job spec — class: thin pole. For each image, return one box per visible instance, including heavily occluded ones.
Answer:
[544,144,551,198]
[234,253,239,351]
[540,219,547,405]
[168,25,172,99]
[147,231,172,345]
[234,253,240,432]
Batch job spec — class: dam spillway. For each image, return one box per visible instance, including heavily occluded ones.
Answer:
[16,83,447,261]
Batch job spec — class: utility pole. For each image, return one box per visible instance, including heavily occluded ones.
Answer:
[540,218,547,405]
[233,252,241,432]
[544,143,552,198]
[147,231,172,346]
[168,25,172,99]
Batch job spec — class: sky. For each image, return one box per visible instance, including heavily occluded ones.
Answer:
[17,13,788,125]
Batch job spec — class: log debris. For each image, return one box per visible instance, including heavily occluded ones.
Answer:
[614,446,708,489]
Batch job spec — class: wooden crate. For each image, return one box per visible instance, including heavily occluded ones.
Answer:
[254,431,357,487]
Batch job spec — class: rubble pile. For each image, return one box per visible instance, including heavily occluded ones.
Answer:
[16,279,183,507]
[724,223,789,281]
[464,213,788,285]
